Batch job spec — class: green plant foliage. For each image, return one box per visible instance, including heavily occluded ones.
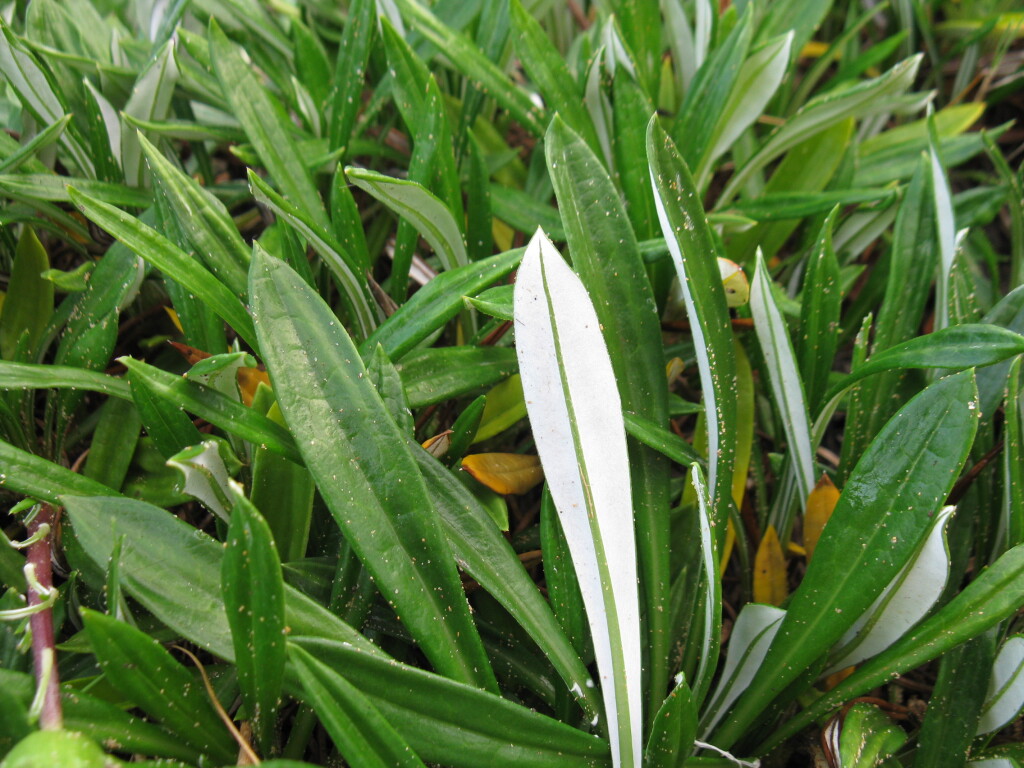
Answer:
[1,0,1022,765]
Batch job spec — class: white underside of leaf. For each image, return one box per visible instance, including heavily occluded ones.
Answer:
[978,635,1024,735]
[825,506,954,674]
[700,604,785,737]
[514,228,641,768]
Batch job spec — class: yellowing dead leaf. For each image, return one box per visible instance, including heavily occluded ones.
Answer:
[461,453,544,495]
[237,367,271,407]
[804,474,840,561]
[754,524,788,606]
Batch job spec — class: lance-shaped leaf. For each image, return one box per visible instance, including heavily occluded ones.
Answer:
[825,506,955,674]
[648,117,737,528]
[514,229,641,768]
[751,250,815,520]
[346,167,468,272]
[249,247,497,693]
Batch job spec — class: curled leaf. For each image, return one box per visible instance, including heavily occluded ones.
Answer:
[461,453,544,495]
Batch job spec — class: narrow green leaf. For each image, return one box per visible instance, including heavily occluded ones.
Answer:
[751,250,815,522]
[248,176,378,340]
[622,413,704,468]
[328,0,375,153]
[1,227,53,360]
[697,32,793,187]
[644,676,696,768]
[798,209,842,415]
[208,19,329,232]
[121,41,178,187]
[346,166,468,272]
[916,633,995,768]
[128,370,205,459]
[0,18,92,175]
[223,486,286,755]
[117,357,301,464]
[82,396,142,492]
[414,446,602,723]
[999,357,1024,556]
[82,609,235,764]
[713,370,980,748]
[395,346,517,408]
[392,0,545,136]
[0,114,71,174]
[718,55,922,204]
[510,0,600,153]
[647,117,737,529]
[0,361,127,399]
[250,248,497,692]
[821,324,1024,407]
[289,644,428,768]
[140,132,249,299]
[67,188,258,351]
[361,248,522,361]
[63,494,378,662]
[0,440,115,503]
[515,229,641,768]
[290,636,610,768]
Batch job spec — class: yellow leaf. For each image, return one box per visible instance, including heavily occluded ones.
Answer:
[665,356,685,385]
[800,40,829,59]
[492,218,515,253]
[461,453,544,495]
[164,306,184,333]
[717,257,750,307]
[753,525,788,606]
[236,367,271,407]
[804,474,840,561]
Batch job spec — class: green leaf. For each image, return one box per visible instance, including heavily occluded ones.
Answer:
[0,440,115,503]
[248,175,378,340]
[622,413,704,468]
[249,247,497,692]
[510,0,599,153]
[718,55,922,205]
[835,702,908,768]
[648,117,737,529]
[117,357,302,465]
[0,114,71,174]
[515,229,642,768]
[290,636,610,768]
[0,18,92,175]
[797,209,842,415]
[0,669,203,764]
[821,324,1024,408]
[67,188,258,351]
[391,0,545,136]
[361,248,522,361]
[395,346,517,408]
[140,132,249,299]
[289,644,428,768]
[327,0,375,153]
[916,633,995,768]
[757,541,1024,755]
[713,370,979,748]
[413,445,602,722]
[644,676,696,768]
[208,19,329,232]
[121,41,178,187]
[0,361,127,399]
[128,370,205,459]
[81,609,235,764]
[62,494,378,662]
[222,485,286,755]
[697,32,793,187]
[750,250,815,524]
[82,396,142,491]
[1,227,53,360]
[345,166,468,272]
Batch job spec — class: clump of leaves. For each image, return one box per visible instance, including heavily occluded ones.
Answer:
[1,1,1023,767]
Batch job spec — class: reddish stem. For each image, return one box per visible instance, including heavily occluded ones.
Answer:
[26,504,62,730]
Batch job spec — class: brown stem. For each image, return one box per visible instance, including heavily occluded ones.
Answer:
[26,504,62,730]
